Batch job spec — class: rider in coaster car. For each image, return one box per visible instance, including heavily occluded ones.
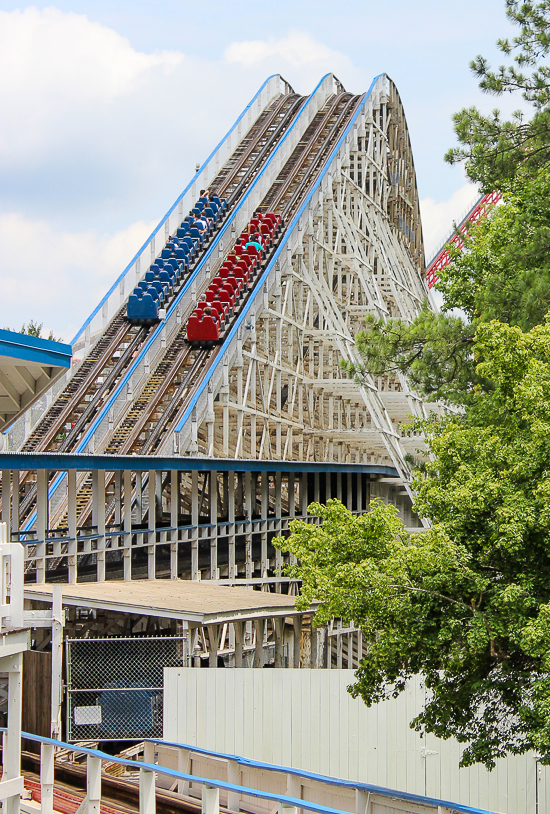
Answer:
[192,213,207,234]
[245,234,264,253]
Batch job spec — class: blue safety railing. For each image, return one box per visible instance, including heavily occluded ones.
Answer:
[8,730,498,814]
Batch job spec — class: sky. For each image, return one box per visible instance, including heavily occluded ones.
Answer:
[0,0,519,341]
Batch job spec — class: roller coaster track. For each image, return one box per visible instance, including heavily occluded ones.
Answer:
[12,90,307,527]
[426,189,502,288]
[16,89,363,541]
[68,92,363,528]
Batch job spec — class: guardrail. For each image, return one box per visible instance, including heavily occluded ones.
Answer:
[3,731,498,814]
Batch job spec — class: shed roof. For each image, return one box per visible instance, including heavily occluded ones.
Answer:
[24,579,309,625]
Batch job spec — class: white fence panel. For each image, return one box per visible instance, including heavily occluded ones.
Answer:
[164,668,547,814]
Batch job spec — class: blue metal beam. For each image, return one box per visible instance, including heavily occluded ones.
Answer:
[0,451,398,476]
[0,329,72,368]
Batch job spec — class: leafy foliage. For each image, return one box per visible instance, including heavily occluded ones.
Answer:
[341,306,476,404]
[347,161,550,405]
[4,321,60,342]
[278,316,550,768]
[446,1,550,188]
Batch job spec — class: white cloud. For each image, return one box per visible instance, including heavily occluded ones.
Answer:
[0,7,183,163]
[0,212,156,341]
[0,10,367,340]
[225,30,348,69]
[420,182,481,263]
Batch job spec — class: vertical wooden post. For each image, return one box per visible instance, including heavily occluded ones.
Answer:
[170,469,179,580]
[5,651,23,814]
[202,786,219,814]
[233,621,244,668]
[210,471,218,579]
[148,470,156,579]
[40,742,55,814]
[140,766,156,814]
[67,469,77,583]
[207,625,220,668]
[51,587,63,739]
[244,471,253,579]
[92,469,106,582]
[2,470,11,530]
[228,471,235,579]
[11,470,19,540]
[292,617,302,668]
[253,619,264,667]
[123,469,132,581]
[226,760,240,812]
[260,472,268,576]
[177,747,190,795]
[87,755,102,814]
[191,470,199,579]
[36,469,48,583]
[274,617,285,667]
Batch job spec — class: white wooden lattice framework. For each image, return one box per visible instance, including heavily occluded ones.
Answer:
[172,77,438,505]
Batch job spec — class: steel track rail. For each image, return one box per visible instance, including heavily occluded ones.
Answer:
[18,93,299,463]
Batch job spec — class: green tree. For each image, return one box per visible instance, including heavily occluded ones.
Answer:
[346,163,550,405]
[446,0,550,189]
[4,321,60,342]
[347,1,550,404]
[278,317,550,768]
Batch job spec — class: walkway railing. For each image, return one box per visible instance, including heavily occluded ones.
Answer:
[4,732,498,814]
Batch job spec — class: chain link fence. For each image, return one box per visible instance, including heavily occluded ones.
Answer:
[66,636,185,741]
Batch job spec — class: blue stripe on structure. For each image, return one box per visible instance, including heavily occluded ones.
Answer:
[174,73,385,435]
[0,451,397,476]
[12,731,498,814]
[0,329,72,368]
[70,74,287,346]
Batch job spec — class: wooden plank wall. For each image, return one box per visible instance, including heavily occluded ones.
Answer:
[164,668,541,814]
[22,649,51,753]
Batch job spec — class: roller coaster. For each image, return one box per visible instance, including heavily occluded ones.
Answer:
[4,73,434,536]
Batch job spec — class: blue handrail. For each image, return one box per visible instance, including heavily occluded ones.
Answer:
[8,730,498,814]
